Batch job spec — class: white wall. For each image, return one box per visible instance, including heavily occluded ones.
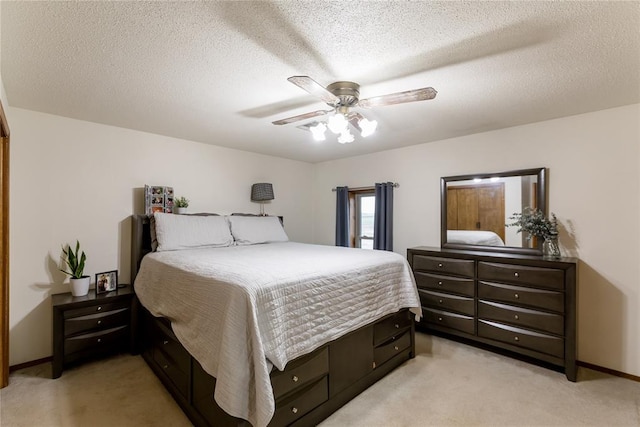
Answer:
[8,108,314,365]
[313,104,640,377]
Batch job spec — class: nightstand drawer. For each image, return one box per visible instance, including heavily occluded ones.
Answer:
[413,255,474,277]
[478,262,564,290]
[478,281,564,313]
[414,271,474,296]
[373,310,412,345]
[478,320,564,358]
[422,308,475,335]
[419,289,475,316]
[64,300,131,319]
[64,325,128,355]
[478,300,564,336]
[64,307,129,337]
[272,347,328,400]
[374,329,411,368]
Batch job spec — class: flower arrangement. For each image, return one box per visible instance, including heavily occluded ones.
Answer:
[175,196,189,208]
[506,207,558,240]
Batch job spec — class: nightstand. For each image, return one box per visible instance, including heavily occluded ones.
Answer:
[52,286,135,378]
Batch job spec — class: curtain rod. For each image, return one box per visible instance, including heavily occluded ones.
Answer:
[331,183,399,192]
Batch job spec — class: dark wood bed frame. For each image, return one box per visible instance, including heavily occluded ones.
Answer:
[130,215,416,427]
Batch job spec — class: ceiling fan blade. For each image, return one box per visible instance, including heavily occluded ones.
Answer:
[288,76,340,105]
[272,109,331,126]
[358,87,437,108]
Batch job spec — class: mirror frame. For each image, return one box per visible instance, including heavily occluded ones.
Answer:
[441,167,547,255]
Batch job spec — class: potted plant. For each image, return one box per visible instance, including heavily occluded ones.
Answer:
[175,196,189,214]
[60,240,90,296]
[506,207,561,258]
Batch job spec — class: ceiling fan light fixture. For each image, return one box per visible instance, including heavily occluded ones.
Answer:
[337,130,354,144]
[309,122,327,141]
[358,118,378,137]
[327,113,348,134]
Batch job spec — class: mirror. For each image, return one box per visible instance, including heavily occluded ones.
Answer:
[441,167,547,255]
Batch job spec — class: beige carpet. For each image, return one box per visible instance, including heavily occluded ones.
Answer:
[1,333,638,426]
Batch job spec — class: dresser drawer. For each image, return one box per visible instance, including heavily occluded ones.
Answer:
[153,345,189,397]
[271,377,328,426]
[272,347,329,400]
[64,325,128,355]
[373,310,412,346]
[419,289,475,316]
[422,308,475,335]
[478,262,564,290]
[412,255,474,277]
[478,320,564,358]
[64,300,131,319]
[64,307,129,337]
[153,321,190,375]
[414,272,474,297]
[478,300,564,336]
[478,281,564,313]
[374,329,411,368]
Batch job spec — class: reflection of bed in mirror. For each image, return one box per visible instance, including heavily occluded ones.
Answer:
[441,167,546,255]
[447,230,504,246]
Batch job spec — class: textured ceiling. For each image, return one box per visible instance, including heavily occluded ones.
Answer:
[2,1,639,163]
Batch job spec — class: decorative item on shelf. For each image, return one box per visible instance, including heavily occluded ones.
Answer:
[251,183,274,216]
[144,185,174,214]
[95,270,118,295]
[174,196,189,214]
[506,207,561,258]
[59,240,90,297]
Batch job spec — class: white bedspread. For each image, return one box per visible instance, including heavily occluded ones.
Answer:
[134,242,421,427]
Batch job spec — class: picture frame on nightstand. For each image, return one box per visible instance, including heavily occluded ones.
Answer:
[95,270,118,295]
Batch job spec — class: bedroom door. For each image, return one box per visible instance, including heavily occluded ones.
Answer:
[447,183,505,241]
[0,99,9,388]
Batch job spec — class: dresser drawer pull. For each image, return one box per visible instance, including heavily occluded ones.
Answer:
[514,272,519,277]
[163,364,169,370]
[438,281,443,286]
[438,263,443,268]
[163,340,169,345]
[97,320,102,326]
[438,317,443,321]
[394,346,399,351]
[291,407,298,414]
[97,306,102,311]
[395,323,400,329]
[438,299,443,304]
[514,314,519,320]
[97,338,102,343]
[292,375,299,383]
[514,293,519,299]
[514,336,519,342]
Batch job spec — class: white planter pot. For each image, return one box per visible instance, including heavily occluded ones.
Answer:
[70,276,90,297]
[176,207,187,214]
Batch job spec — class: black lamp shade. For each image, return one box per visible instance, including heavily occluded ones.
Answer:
[251,183,274,201]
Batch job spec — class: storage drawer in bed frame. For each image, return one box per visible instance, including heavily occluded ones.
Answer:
[139,305,415,427]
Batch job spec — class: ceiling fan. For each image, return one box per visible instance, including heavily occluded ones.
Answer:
[272,76,437,143]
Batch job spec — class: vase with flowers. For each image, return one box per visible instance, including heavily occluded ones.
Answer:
[506,207,561,258]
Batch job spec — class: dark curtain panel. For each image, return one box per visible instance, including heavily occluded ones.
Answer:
[374,182,394,251]
[335,186,350,247]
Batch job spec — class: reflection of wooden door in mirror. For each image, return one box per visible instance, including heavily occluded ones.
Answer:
[447,183,505,241]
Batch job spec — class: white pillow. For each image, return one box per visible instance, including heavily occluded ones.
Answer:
[227,216,289,245]
[154,213,233,251]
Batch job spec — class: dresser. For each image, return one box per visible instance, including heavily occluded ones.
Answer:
[407,247,577,381]
[52,286,135,378]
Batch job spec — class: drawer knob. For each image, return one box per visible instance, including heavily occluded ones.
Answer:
[163,340,169,345]
[514,336,519,342]
[514,272,519,278]
[97,320,102,325]
[292,375,299,383]
[438,299,443,304]
[97,306,102,311]
[97,338,102,343]
[394,346,399,351]
[438,263,443,268]
[514,293,519,299]
[438,281,443,286]
[394,323,400,329]
[438,317,443,321]
[514,314,519,320]
[291,407,298,414]
[163,364,169,370]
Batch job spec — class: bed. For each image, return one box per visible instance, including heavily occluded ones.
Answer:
[446,230,505,246]
[130,213,421,427]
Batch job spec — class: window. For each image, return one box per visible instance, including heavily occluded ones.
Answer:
[349,189,375,249]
